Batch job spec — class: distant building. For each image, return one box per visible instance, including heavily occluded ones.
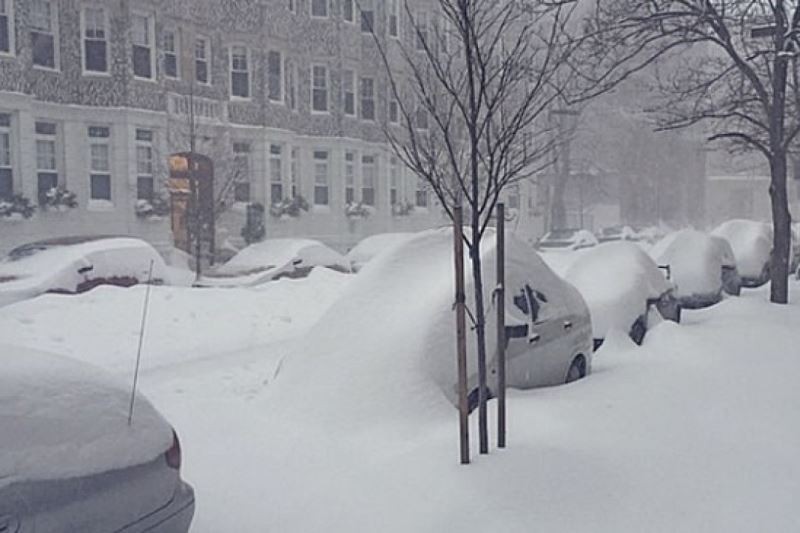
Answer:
[0,0,539,256]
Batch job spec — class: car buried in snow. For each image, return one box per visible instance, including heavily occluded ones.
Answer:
[0,345,194,533]
[535,228,599,252]
[711,219,773,288]
[564,241,681,349]
[595,225,640,243]
[0,236,168,308]
[650,229,741,308]
[196,238,351,287]
[345,232,415,272]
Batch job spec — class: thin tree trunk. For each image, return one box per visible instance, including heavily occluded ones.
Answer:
[769,152,791,304]
[469,233,489,455]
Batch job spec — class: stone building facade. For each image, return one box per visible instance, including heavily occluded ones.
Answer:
[0,0,539,256]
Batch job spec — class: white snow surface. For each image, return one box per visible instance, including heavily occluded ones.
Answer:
[0,345,172,487]
[204,238,350,286]
[712,219,772,278]
[344,232,415,271]
[565,241,671,338]
[650,229,729,298]
[0,267,351,374]
[0,237,168,307]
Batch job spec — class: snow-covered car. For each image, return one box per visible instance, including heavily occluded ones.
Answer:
[564,241,681,348]
[197,238,351,287]
[308,228,594,410]
[535,228,598,252]
[0,236,168,308]
[595,225,639,243]
[711,219,772,288]
[650,229,741,308]
[0,345,194,532]
[345,232,415,272]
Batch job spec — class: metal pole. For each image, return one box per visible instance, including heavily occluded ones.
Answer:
[496,203,506,448]
[128,260,155,426]
[454,206,470,465]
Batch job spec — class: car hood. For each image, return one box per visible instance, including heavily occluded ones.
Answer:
[0,345,173,488]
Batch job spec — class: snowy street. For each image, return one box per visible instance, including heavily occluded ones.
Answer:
[2,272,799,532]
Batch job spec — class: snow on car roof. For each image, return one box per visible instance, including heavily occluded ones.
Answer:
[565,241,671,338]
[345,232,416,271]
[0,345,172,487]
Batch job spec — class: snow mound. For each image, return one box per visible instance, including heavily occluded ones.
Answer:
[0,345,172,487]
[712,219,772,279]
[345,232,416,272]
[565,241,671,339]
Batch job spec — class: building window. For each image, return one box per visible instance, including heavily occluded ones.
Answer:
[343,69,356,116]
[0,113,12,199]
[163,29,179,79]
[344,151,356,204]
[195,37,210,84]
[285,58,297,110]
[230,45,250,99]
[232,142,251,202]
[35,121,58,204]
[288,0,296,14]
[88,126,111,201]
[269,144,283,203]
[31,0,57,69]
[311,65,328,112]
[360,0,374,33]
[268,51,283,102]
[313,150,329,205]
[290,147,300,197]
[388,92,400,124]
[416,179,428,207]
[415,11,428,51]
[310,0,328,18]
[0,0,14,55]
[361,155,376,206]
[132,13,154,79]
[415,97,428,130]
[82,7,107,73]
[343,0,354,23]
[360,77,375,120]
[389,156,401,206]
[136,129,155,201]
[388,0,400,38]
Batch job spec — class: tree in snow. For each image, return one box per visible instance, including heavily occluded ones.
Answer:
[585,0,800,304]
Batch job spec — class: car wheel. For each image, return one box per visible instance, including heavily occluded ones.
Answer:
[629,315,647,345]
[565,355,587,384]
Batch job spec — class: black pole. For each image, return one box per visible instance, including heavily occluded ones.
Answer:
[496,203,506,448]
[454,206,470,464]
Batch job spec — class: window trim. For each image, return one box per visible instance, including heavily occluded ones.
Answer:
[285,57,298,111]
[388,0,400,39]
[360,76,375,121]
[0,113,14,199]
[310,63,330,114]
[342,0,355,24]
[312,149,330,206]
[80,5,110,76]
[344,150,357,204]
[194,36,211,85]
[267,50,283,103]
[232,141,252,203]
[342,69,357,117]
[88,125,113,205]
[360,154,377,207]
[30,0,60,71]
[34,120,60,204]
[269,143,284,204]
[131,11,156,81]
[162,27,180,80]
[309,0,329,19]
[135,128,155,201]
[0,0,16,57]
[229,44,252,100]
[360,0,375,33]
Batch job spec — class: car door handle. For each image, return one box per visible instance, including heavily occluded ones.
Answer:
[563,321,573,330]
[528,333,541,343]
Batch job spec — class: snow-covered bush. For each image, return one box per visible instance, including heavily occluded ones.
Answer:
[345,202,372,219]
[391,201,414,217]
[0,194,35,219]
[270,195,309,219]
[134,193,171,219]
[40,187,78,210]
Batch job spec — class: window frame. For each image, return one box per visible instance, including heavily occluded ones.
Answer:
[310,64,329,114]
[0,0,16,57]
[80,5,109,75]
[388,0,400,39]
[415,11,429,51]
[131,11,156,81]
[344,150,356,204]
[269,143,284,204]
[361,154,376,206]
[30,0,60,71]
[360,0,375,33]
[310,0,329,19]
[312,149,329,206]
[360,76,375,121]
[229,44,251,100]
[0,113,13,199]
[162,28,180,80]
[88,125,112,204]
[267,50,283,103]
[135,128,155,201]
[285,57,297,111]
[342,69,357,117]
[342,0,355,24]
[232,141,252,203]
[389,155,401,206]
[34,120,59,205]
[194,36,211,85]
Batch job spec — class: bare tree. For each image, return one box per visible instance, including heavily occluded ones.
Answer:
[586,0,799,304]
[365,0,619,452]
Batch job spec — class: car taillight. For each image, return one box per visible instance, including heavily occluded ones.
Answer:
[165,430,182,470]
